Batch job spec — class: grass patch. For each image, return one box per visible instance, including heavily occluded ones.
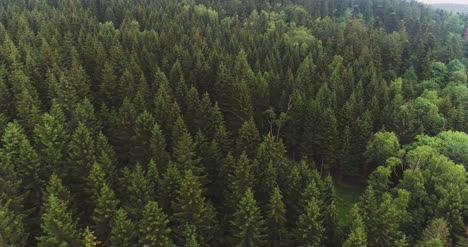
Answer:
[335,184,365,228]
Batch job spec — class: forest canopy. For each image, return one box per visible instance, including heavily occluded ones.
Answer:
[0,0,467,246]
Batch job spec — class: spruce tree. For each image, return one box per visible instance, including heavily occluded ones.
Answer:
[173,170,216,245]
[150,123,170,168]
[121,164,151,220]
[226,153,254,214]
[138,201,173,247]
[0,200,28,246]
[295,197,324,246]
[37,194,81,247]
[130,110,156,165]
[159,162,182,214]
[83,227,100,247]
[230,188,266,247]
[92,184,119,245]
[110,209,136,247]
[236,119,261,158]
[34,112,69,180]
[265,186,289,246]
[343,205,367,247]
[41,174,73,215]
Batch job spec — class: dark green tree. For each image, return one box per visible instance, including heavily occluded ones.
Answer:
[110,209,136,247]
[138,201,173,247]
[230,188,266,247]
[265,186,289,246]
[36,194,81,247]
[173,170,216,245]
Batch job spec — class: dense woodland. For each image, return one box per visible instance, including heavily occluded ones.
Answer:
[0,0,467,246]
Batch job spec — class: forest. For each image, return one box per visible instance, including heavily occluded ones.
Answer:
[0,0,467,246]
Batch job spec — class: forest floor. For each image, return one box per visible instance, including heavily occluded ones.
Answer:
[335,184,365,227]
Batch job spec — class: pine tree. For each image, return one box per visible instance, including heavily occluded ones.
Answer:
[226,153,254,213]
[71,99,101,136]
[418,218,451,247]
[146,160,161,200]
[172,131,203,177]
[254,134,286,206]
[67,122,96,197]
[230,188,266,247]
[121,164,151,220]
[266,186,289,246]
[130,111,156,164]
[150,123,170,168]
[2,122,42,220]
[92,183,119,245]
[41,174,73,215]
[110,209,136,247]
[343,205,367,247]
[0,200,28,246]
[138,201,173,247]
[183,224,200,247]
[86,162,106,210]
[37,194,81,247]
[173,170,216,245]
[321,176,338,246]
[236,119,260,158]
[441,189,465,245]
[295,197,324,247]
[34,112,69,180]
[83,227,100,247]
[159,162,182,214]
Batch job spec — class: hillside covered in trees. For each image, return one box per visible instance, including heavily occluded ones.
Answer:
[0,0,467,246]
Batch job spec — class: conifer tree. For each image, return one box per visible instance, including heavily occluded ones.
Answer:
[121,164,151,220]
[230,188,266,247]
[146,160,161,200]
[295,197,324,247]
[130,110,156,164]
[226,153,254,213]
[150,123,170,168]
[92,183,119,245]
[321,176,338,245]
[183,224,200,247]
[138,201,173,247]
[67,122,96,195]
[111,209,136,247]
[159,162,182,214]
[2,122,42,218]
[71,99,101,136]
[172,131,203,177]
[173,170,216,245]
[0,200,28,246]
[41,174,73,215]
[418,218,451,247]
[34,112,69,180]
[83,227,100,247]
[236,119,260,158]
[441,189,465,245]
[266,186,289,246]
[343,205,367,247]
[37,194,81,247]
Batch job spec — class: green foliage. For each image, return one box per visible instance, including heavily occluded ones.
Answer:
[365,131,400,171]
[230,188,266,247]
[0,200,28,246]
[0,0,466,245]
[37,194,81,247]
[138,201,173,247]
[295,197,324,246]
[265,186,289,246]
[110,209,136,247]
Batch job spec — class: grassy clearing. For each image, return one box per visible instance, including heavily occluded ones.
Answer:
[335,184,365,228]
